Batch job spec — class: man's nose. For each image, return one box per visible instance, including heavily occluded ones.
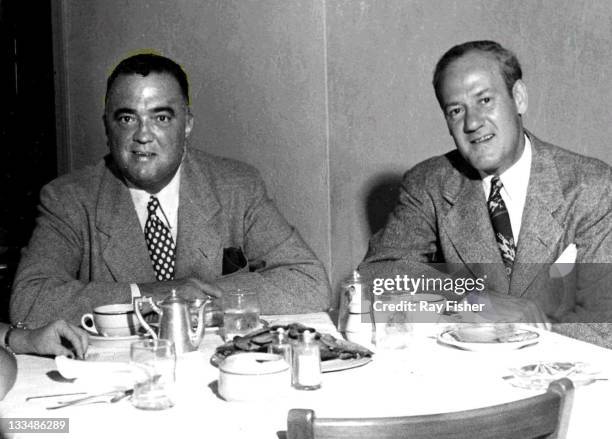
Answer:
[133,120,154,143]
[463,108,483,133]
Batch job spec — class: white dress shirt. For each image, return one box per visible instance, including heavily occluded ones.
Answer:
[128,167,181,242]
[480,135,532,244]
[126,165,182,298]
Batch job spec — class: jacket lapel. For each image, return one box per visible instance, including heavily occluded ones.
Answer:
[441,168,509,293]
[510,134,564,296]
[96,158,156,283]
[174,151,223,279]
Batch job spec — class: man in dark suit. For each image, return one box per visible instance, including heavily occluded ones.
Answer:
[361,41,612,346]
[10,54,331,327]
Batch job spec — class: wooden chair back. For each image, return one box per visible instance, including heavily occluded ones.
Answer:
[287,378,573,439]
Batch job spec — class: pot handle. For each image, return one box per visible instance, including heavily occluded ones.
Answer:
[189,297,211,348]
[133,296,159,339]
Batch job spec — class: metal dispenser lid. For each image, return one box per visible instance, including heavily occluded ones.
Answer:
[160,289,186,305]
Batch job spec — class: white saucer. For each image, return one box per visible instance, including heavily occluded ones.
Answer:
[89,334,142,342]
[87,333,146,349]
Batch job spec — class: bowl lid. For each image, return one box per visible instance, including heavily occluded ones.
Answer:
[219,353,290,375]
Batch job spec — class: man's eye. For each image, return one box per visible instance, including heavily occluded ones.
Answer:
[447,107,462,118]
[157,115,171,123]
[117,115,134,124]
[480,97,491,104]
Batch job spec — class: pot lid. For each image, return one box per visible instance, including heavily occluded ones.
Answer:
[160,289,186,305]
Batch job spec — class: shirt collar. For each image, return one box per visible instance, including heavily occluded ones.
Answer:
[481,134,532,201]
[127,164,182,233]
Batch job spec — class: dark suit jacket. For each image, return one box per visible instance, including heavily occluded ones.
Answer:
[361,132,612,346]
[10,149,331,326]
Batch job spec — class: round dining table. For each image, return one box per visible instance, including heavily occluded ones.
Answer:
[0,312,610,438]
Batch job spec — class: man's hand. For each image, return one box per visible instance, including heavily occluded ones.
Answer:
[12,320,89,359]
[475,293,551,330]
[139,277,224,302]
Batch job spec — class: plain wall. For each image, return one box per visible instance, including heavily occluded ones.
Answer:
[56,0,332,281]
[55,0,612,310]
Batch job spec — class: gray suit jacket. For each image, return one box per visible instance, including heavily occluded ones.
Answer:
[10,149,331,326]
[361,132,612,346]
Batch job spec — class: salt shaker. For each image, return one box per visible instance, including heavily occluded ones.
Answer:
[292,330,321,390]
[268,328,293,366]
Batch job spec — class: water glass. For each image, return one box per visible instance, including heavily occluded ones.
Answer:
[130,339,176,410]
[223,289,261,340]
[372,292,445,348]
[198,297,223,328]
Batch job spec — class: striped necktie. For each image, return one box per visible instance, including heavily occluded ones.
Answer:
[487,176,516,276]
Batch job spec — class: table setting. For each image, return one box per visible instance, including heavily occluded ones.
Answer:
[1,284,612,438]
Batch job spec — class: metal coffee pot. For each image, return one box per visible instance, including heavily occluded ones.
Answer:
[134,289,210,355]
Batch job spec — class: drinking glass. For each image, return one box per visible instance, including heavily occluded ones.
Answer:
[130,339,176,410]
[222,289,261,340]
[190,297,222,328]
[372,292,445,348]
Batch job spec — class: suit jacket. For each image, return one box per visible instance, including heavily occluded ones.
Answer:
[361,132,612,346]
[10,149,331,326]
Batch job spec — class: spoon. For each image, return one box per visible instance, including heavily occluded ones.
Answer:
[47,389,132,410]
[110,389,133,403]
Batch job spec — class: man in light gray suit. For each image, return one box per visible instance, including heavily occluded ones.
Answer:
[361,41,612,347]
[10,54,331,327]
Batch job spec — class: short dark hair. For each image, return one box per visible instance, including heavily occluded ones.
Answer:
[106,53,189,104]
[432,40,522,104]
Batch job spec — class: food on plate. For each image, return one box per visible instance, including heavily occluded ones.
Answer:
[451,324,539,343]
[211,323,373,366]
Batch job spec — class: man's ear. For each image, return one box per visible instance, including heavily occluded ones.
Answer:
[512,79,528,115]
[102,114,110,144]
[185,110,194,139]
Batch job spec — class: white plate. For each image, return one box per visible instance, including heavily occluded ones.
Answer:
[437,328,539,351]
[322,356,373,373]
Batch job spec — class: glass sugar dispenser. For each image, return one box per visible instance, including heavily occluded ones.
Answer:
[292,330,321,390]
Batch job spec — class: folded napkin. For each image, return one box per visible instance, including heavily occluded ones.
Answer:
[549,243,577,278]
[212,323,374,366]
[55,355,139,388]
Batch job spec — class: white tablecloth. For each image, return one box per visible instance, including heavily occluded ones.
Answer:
[1,313,611,438]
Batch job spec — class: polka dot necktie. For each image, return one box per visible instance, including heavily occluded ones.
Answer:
[144,196,176,281]
[487,176,516,277]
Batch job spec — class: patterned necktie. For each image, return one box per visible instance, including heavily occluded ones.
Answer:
[487,176,516,276]
[144,196,176,281]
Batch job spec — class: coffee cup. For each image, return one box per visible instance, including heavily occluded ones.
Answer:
[81,303,141,337]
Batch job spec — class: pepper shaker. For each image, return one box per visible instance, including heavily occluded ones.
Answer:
[268,328,293,366]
